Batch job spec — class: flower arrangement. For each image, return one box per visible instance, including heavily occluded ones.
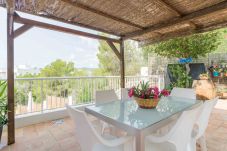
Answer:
[128,81,170,99]
[128,81,170,109]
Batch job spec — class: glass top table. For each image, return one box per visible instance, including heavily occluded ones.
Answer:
[85,96,201,151]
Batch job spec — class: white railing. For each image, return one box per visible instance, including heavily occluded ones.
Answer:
[3,75,164,115]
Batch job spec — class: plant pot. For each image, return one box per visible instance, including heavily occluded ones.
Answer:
[213,71,219,77]
[134,97,159,109]
[192,80,217,100]
[225,73,227,77]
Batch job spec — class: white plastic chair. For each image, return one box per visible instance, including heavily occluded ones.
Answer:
[95,89,119,134]
[189,97,218,151]
[155,88,196,135]
[66,105,134,151]
[170,88,196,100]
[95,89,119,105]
[145,103,203,151]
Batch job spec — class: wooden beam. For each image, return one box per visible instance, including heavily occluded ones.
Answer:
[14,15,121,43]
[140,21,227,46]
[120,39,125,88]
[157,0,181,16]
[14,24,33,38]
[7,12,15,145]
[123,1,227,39]
[61,0,143,29]
[106,41,121,60]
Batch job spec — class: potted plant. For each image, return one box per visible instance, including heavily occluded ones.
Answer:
[128,81,170,109]
[168,64,192,88]
[0,81,7,143]
[213,66,221,77]
[224,68,227,77]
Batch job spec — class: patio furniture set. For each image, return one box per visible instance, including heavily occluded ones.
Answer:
[67,88,217,151]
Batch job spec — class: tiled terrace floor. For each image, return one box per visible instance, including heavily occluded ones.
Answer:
[1,100,227,151]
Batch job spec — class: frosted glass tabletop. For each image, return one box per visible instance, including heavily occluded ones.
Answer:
[85,96,201,130]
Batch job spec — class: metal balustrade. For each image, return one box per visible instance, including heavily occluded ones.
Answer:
[2,75,164,115]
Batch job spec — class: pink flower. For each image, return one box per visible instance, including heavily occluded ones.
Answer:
[146,88,152,96]
[153,87,159,95]
[140,93,145,99]
[128,88,134,98]
[161,89,170,96]
[153,94,159,99]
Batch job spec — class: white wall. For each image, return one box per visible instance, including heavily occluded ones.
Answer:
[15,103,92,128]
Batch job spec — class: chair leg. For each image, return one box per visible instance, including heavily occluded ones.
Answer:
[187,139,196,151]
[198,135,207,151]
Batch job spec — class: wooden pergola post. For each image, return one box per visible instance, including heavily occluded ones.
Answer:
[7,11,15,145]
[120,39,125,88]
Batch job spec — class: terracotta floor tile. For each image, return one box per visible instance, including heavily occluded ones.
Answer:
[2,100,227,150]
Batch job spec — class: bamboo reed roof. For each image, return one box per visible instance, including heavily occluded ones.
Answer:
[2,0,227,46]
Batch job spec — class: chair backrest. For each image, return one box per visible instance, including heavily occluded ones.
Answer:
[196,97,218,138]
[95,89,118,105]
[121,88,132,100]
[168,103,203,151]
[66,105,101,151]
[170,87,196,100]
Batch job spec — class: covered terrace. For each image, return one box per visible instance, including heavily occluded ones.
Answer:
[1,0,227,151]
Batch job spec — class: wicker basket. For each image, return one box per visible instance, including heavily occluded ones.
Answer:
[134,97,159,109]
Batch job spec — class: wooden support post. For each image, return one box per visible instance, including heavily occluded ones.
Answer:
[7,12,15,145]
[120,39,125,88]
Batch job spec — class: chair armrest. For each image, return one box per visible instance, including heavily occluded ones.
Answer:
[100,136,133,147]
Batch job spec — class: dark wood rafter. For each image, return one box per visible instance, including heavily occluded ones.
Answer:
[188,21,198,28]
[123,1,227,40]
[14,14,121,43]
[106,41,121,60]
[14,24,33,38]
[157,0,182,16]
[140,20,227,46]
[7,12,15,145]
[120,39,125,88]
[61,0,144,29]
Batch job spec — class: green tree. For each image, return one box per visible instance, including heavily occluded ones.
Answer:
[39,59,77,77]
[15,60,90,104]
[96,40,142,76]
[142,30,223,59]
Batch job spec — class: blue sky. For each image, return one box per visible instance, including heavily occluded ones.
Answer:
[0,7,101,69]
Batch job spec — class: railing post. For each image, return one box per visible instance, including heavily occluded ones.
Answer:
[41,79,44,112]
[158,75,161,90]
